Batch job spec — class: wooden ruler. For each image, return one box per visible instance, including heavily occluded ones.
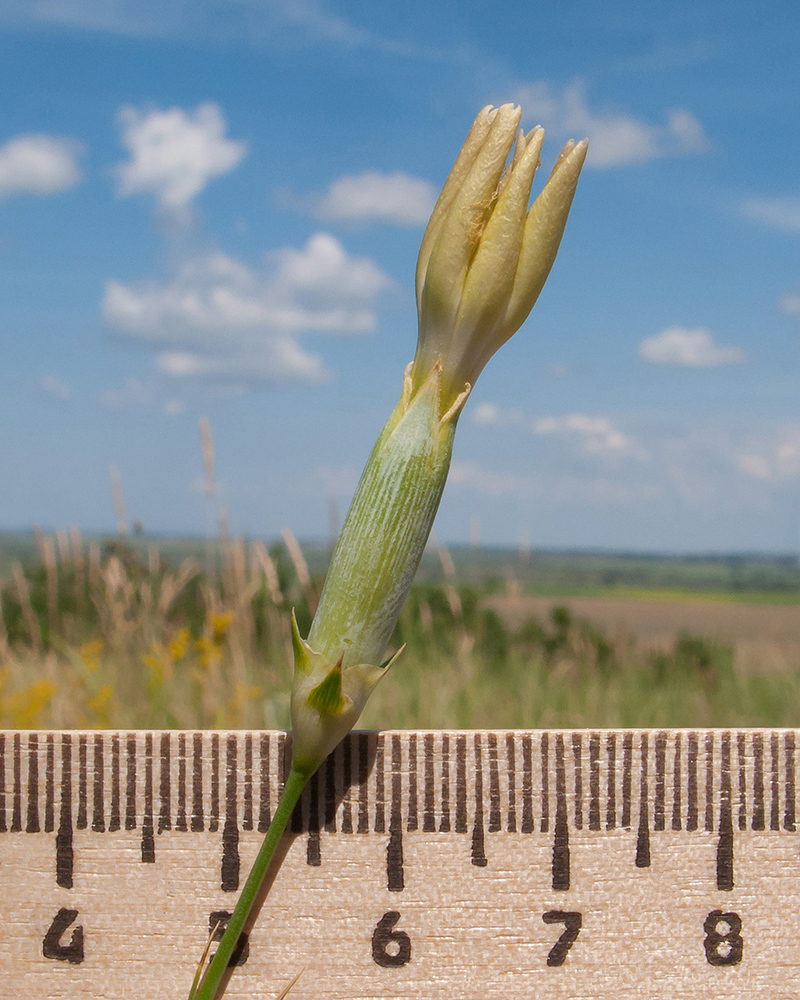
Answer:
[2,729,799,999]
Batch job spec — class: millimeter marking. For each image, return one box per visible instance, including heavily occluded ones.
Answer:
[3,728,800,1000]
[0,729,798,895]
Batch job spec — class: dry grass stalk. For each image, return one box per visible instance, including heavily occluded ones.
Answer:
[56,529,71,568]
[0,589,8,658]
[88,541,101,591]
[157,558,201,617]
[252,541,282,605]
[12,560,41,652]
[34,526,47,565]
[281,527,317,612]
[199,416,216,498]
[432,535,463,621]
[109,464,129,536]
[41,535,59,632]
[148,543,160,578]
[70,525,85,610]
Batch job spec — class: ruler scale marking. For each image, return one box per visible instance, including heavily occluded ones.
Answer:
[407,733,418,833]
[158,732,171,834]
[242,733,252,832]
[552,733,569,890]
[11,733,21,832]
[717,731,734,891]
[374,735,385,834]
[654,731,666,832]
[488,732,501,834]
[8,728,800,997]
[455,734,467,834]
[521,733,533,834]
[26,733,39,834]
[221,734,240,891]
[92,733,104,833]
[56,733,73,888]
[142,733,155,863]
[175,734,187,833]
[307,768,321,866]
[736,730,747,832]
[770,731,780,831]
[621,732,632,828]
[109,733,120,833]
[45,732,55,833]
[0,734,6,832]
[209,733,219,833]
[357,733,369,834]
[704,732,714,833]
[687,731,699,831]
[506,733,517,833]
[540,732,550,833]
[588,732,599,831]
[125,734,136,831]
[572,733,583,832]
[635,732,650,869]
[387,735,404,891]
[77,733,87,831]
[471,733,486,867]
[671,732,682,831]
[341,736,353,835]
[422,734,435,833]
[752,731,764,830]
[784,731,795,832]
[437,733,448,833]
[605,732,616,830]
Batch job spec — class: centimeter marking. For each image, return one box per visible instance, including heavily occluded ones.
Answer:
[0,729,797,895]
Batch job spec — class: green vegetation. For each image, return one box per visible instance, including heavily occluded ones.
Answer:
[1,530,799,730]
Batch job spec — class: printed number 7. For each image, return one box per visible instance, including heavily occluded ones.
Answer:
[543,910,582,967]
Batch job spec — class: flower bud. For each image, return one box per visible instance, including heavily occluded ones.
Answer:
[414,104,588,412]
[289,105,587,777]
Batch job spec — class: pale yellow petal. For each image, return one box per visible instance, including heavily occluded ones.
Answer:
[501,137,588,339]
[416,104,521,383]
[442,125,545,395]
[415,105,496,309]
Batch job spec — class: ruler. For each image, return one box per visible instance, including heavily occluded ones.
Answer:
[2,729,799,999]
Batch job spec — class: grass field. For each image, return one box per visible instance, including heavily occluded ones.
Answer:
[1,530,799,731]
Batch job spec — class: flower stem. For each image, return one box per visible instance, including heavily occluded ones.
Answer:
[190,767,310,1000]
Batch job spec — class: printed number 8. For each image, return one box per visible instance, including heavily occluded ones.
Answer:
[704,910,743,966]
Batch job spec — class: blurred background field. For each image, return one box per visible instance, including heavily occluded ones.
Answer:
[1,527,799,732]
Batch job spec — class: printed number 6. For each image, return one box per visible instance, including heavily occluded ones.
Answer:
[372,911,412,967]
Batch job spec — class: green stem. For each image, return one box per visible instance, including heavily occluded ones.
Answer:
[191,767,310,1000]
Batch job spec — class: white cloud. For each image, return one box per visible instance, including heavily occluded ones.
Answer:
[735,427,800,483]
[740,196,800,233]
[115,103,246,212]
[449,461,536,498]
[474,402,641,457]
[513,79,709,168]
[99,378,186,415]
[0,134,82,197]
[99,377,154,410]
[532,413,635,454]
[103,233,392,385]
[780,293,800,315]
[39,373,73,400]
[309,171,437,226]
[639,326,746,367]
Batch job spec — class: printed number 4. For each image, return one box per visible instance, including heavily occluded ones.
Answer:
[543,910,582,967]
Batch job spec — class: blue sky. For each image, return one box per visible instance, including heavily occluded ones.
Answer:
[1,0,799,552]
